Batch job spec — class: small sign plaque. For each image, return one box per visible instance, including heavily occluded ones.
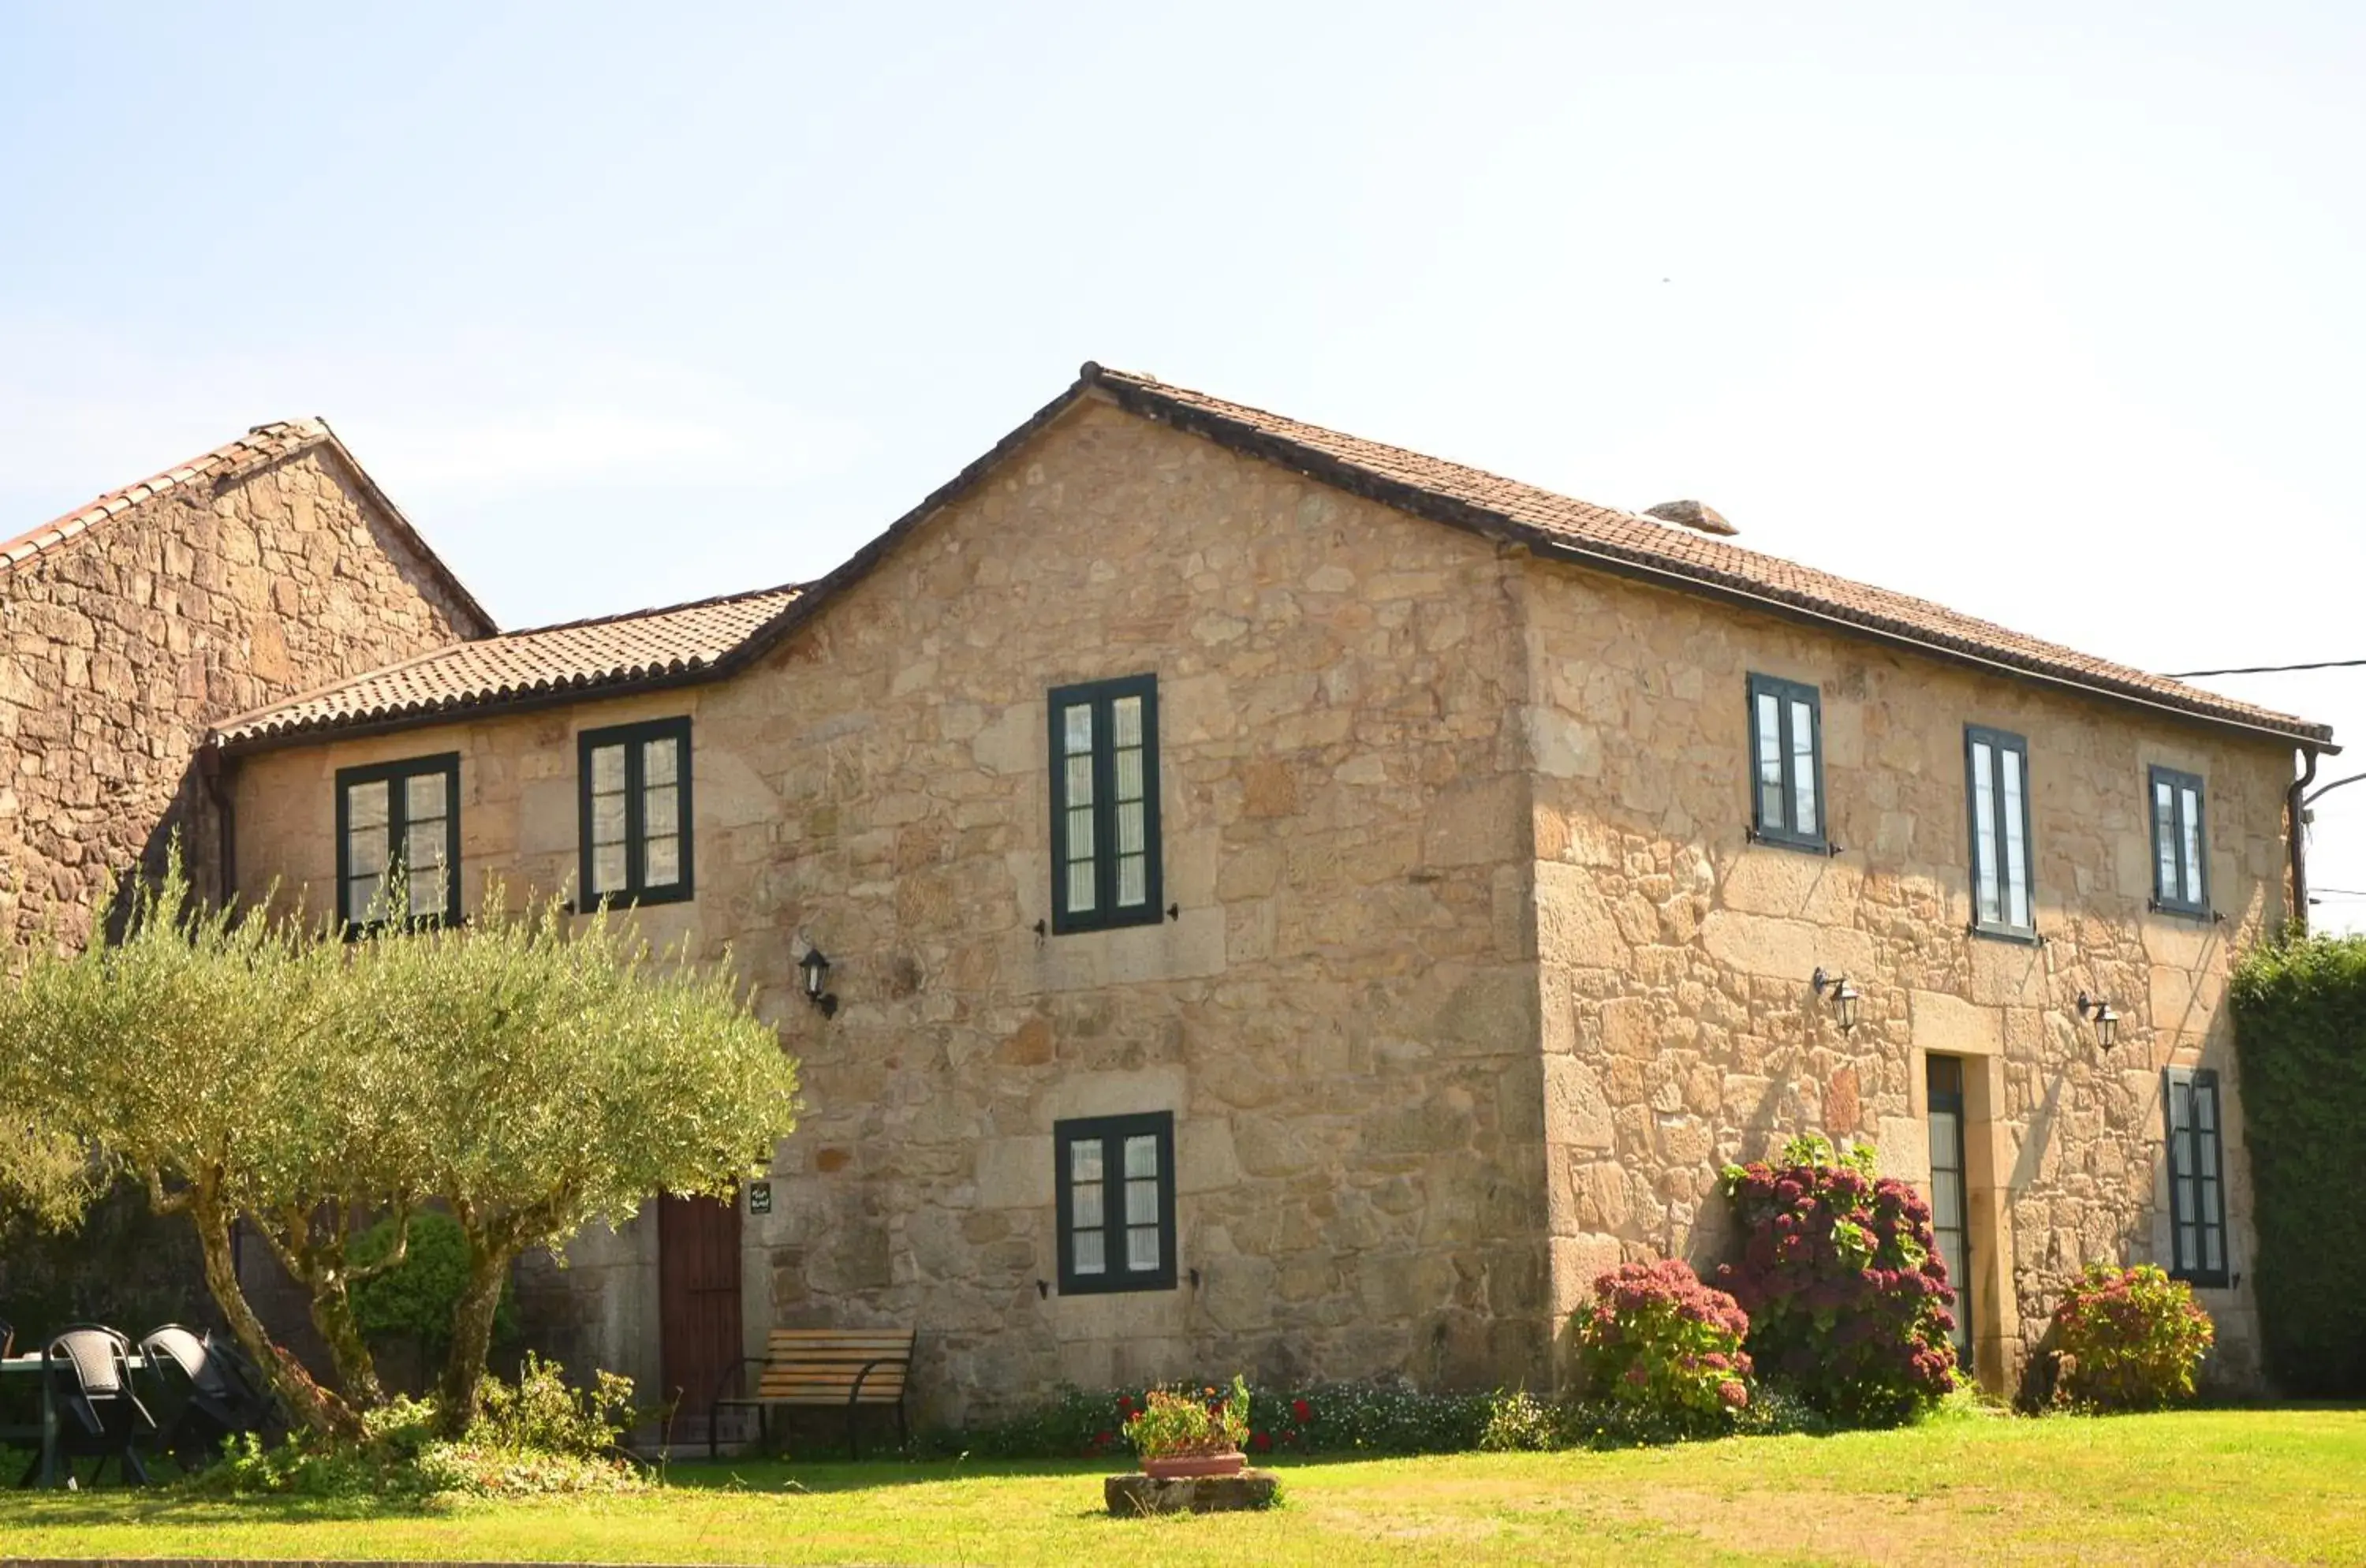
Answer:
[748,1181,774,1215]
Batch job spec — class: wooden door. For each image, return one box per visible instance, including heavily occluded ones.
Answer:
[659,1192,743,1422]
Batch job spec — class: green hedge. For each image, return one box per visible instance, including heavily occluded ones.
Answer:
[2228,935,2366,1394]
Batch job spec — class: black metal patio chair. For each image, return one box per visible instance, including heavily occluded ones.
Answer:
[138,1325,274,1472]
[16,1325,155,1487]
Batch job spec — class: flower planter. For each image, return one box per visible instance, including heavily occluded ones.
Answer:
[1142,1447,1246,1480]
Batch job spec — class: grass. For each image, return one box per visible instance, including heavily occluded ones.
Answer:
[2,1407,2362,1565]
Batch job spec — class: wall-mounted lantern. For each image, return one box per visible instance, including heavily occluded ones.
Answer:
[799,945,839,1019]
[1811,967,1863,1034]
[2077,991,2119,1049]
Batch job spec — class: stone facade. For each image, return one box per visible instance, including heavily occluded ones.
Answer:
[1,438,486,950]
[224,391,2292,1417]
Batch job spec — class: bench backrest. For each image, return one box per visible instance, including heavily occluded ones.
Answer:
[759,1328,915,1404]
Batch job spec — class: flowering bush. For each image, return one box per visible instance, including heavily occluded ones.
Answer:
[2047,1264,2215,1412]
[1573,1259,1754,1432]
[1719,1134,1957,1425]
[1121,1376,1251,1459]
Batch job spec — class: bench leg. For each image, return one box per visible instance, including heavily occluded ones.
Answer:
[846,1400,860,1462]
[896,1398,908,1458]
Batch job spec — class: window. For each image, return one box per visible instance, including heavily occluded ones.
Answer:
[2164,1067,2229,1286]
[1047,674,1162,933]
[1054,1111,1177,1295]
[2150,766,2209,917]
[335,753,460,931]
[1965,726,2036,939]
[1745,674,1824,850]
[577,717,693,908]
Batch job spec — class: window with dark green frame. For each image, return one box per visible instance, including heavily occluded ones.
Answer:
[577,716,692,909]
[2149,766,2209,917]
[335,753,460,933]
[1047,674,1161,934]
[1054,1111,1177,1295]
[1746,673,1825,850]
[1965,725,2036,939]
[2163,1066,2229,1287]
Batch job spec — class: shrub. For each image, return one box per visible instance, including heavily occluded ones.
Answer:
[1719,1134,1957,1425]
[1121,1376,1250,1459]
[1573,1259,1753,1432]
[1476,1390,1562,1451]
[192,1357,643,1497]
[348,1211,517,1357]
[2229,935,2366,1394]
[2047,1264,2215,1412]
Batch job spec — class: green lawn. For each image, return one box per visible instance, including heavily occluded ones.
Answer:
[2,1409,2362,1566]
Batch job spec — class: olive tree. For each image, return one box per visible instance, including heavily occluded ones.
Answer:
[0,857,800,1443]
[0,1103,93,1234]
[355,887,799,1433]
[0,862,389,1437]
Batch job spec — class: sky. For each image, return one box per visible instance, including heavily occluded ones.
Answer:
[3,2,2363,923]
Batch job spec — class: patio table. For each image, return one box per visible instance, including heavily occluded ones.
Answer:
[0,1350,151,1489]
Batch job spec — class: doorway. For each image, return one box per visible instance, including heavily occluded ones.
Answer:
[659,1192,743,1426]
[1925,1055,1972,1361]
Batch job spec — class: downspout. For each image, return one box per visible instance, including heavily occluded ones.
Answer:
[196,738,237,909]
[2288,748,2319,939]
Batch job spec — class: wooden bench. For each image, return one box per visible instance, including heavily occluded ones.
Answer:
[707,1327,915,1459]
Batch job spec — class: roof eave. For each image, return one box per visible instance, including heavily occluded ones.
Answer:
[1084,367,2334,753]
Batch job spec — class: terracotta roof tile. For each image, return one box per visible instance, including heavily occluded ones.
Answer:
[1,420,331,572]
[1085,365,2332,747]
[2,417,495,635]
[214,582,804,746]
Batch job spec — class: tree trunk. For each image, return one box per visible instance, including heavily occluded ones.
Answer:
[434,1223,518,1438]
[188,1185,361,1442]
[305,1274,386,1409]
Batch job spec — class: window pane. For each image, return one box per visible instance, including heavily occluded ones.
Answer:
[1069,1139,1103,1183]
[346,823,388,879]
[1114,746,1144,802]
[1112,695,1142,748]
[1756,693,1784,828]
[1116,799,1144,856]
[590,743,625,795]
[2155,781,2178,901]
[2201,1219,2222,1273]
[1789,698,1817,837]
[645,782,679,838]
[1126,1226,1160,1272]
[592,792,628,848]
[1065,754,1095,808]
[1126,1176,1158,1226]
[1073,1230,1106,1275]
[642,736,677,786]
[1071,1179,1103,1230]
[1124,1133,1159,1178]
[1066,804,1095,861]
[408,863,446,918]
[2181,788,2204,905]
[1117,854,1147,907]
[1068,858,1096,913]
[1063,704,1093,756]
[1972,743,1999,924]
[2001,747,2028,928]
[592,843,627,894]
[345,779,389,831]
[405,818,446,875]
[644,834,680,887]
[344,872,379,926]
[405,771,446,822]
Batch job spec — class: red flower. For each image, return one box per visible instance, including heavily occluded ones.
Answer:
[1290,1398,1312,1423]
[1250,1431,1272,1451]
[1094,1429,1115,1447]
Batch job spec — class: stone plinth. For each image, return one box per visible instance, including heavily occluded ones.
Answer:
[1105,1469,1281,1515]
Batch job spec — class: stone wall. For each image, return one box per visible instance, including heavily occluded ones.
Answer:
[0,442,483,951]
[230,395,1555,1421]
[1520,562,2288,1391]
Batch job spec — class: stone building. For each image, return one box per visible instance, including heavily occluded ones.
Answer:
[207,365,2328,1418]
[0,419,491,950]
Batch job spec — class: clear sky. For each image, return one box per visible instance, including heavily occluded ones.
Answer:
[5,4,2363,923]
